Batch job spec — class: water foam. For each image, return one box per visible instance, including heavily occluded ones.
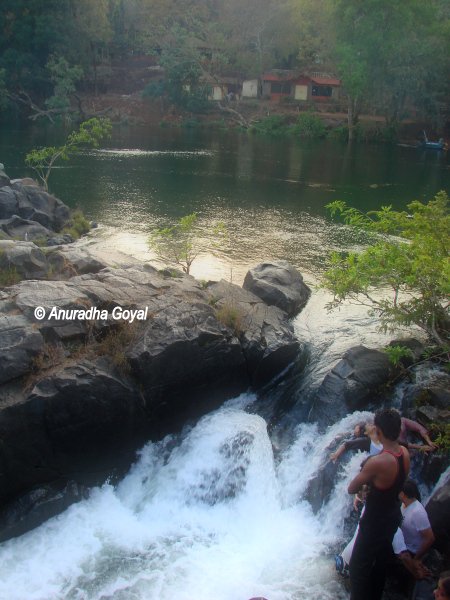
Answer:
[0,406,360,600]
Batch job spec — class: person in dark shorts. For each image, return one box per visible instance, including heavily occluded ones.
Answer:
[347,408,410,600]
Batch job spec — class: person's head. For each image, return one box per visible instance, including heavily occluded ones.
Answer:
[354,421,367,437]
[364,418,376,437]
[399,478,421,504]
[374,408,401,441]
[434,575,450,600]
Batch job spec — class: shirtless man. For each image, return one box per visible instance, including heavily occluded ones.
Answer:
[348,408,410,600]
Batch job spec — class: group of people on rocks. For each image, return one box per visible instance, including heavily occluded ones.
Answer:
[331,408,444,600]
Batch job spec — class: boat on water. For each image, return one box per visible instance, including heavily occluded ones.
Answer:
[419,131,447,150]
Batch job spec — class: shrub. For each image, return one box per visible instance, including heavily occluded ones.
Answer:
[96,322,139,375]
[251,115,289,136]
[291,113,326,138]
[384,345,414,367]
[62,209,90,239]
[0,266,21,287]
[216,302,244,336]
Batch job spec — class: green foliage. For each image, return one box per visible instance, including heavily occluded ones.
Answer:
[430,423,450,452]
[383,345,413,367]
[149,213,200,275]
[251,115,289,136]
[45,55,83,111]
[291,112,326,138]
[25,117,112,190]
[149,214,228,275]
[323,191,450,345]
[62,210,91,239]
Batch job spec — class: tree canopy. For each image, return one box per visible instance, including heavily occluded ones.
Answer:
[0,0,448,127]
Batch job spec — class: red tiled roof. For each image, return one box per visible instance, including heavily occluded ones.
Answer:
[311,76,341,86]
[262,71,298,82]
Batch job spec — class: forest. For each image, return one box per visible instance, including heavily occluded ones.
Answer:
[0,0,449,135]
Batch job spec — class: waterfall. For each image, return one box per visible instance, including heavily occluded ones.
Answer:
[0,396,373,600]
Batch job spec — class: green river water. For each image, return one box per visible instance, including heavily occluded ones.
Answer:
[1,123,449,283]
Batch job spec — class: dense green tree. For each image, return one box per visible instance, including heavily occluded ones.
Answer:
[0,1,73,98]
[323,192,450,345]
[44,55,83,112]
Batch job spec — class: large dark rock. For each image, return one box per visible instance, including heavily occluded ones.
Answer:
[426,470,450,554]
[304,459,340,513]
[243,260,311,317]
[0,314,45,384]
[309,345,397,425]
[208,279,300,387]
[0,264,301,509]
[0,239,108,284]
[0,357,145,504]
[0,480,88,543]
[128,300,248,410]
[0,165,10,188]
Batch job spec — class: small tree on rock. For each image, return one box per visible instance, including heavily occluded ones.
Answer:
[25,117,112,191]
[149,213,228,276]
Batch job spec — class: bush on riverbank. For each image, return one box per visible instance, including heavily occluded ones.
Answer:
[62,210,91,240]
[291,113,327,138]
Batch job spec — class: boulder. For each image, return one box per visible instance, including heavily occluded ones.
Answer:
[0,314,45,384]
[208,279,300,387]
[0,181,71,234]
[0,187,17,219]
[304,459,340,513]
[0,357,145,505]
[243,261,311,317]
[0,240,49,279]
[0,480,88,543]
[309,345,397,425]
[0,166,10,188]
[426,469,450,554]
[0,215,52,242]
[0,264,302,508]
[49,246,107,275]
[11,182,71,231]
[416,405,450,427]
[128,300,248,410]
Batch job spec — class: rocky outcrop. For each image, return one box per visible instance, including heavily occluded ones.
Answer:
[0,480,88,543]
[0,178,70,237]
[0,239,107,282]
[208,279,301,387]
[0,263,304,507]
[309,345,398,425]
[243,260,311,317]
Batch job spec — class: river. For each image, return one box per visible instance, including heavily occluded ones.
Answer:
[0,124,448,599]
[1,123,449,283]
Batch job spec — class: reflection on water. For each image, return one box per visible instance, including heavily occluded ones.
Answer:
[1,124,448,285]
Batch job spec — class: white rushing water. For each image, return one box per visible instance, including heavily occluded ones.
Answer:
[0,397,376,600]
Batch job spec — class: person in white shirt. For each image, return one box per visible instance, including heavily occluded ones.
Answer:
[336,479,433,581]
[399,479,435,560]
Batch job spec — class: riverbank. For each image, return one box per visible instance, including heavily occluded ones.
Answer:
[74,92,443,146]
